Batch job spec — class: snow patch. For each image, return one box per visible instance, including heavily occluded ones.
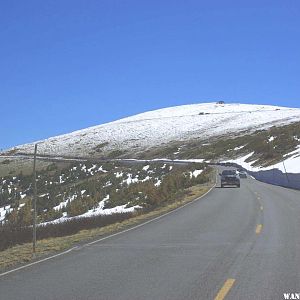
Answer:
[190,170,203,178]
[223,150,300,174]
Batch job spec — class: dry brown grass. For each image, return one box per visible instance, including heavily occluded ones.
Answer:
[0,183,213,271]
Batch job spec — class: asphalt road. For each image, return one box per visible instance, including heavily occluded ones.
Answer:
[1,175,300,300]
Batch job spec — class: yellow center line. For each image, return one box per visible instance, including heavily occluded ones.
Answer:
[256,224,263,234]
[214,278,236,300]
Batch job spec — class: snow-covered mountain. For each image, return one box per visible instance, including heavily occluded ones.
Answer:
[5,102,300,158]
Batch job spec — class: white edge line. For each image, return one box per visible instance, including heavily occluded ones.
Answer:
[0,247,78,278]
[0,181,216,278]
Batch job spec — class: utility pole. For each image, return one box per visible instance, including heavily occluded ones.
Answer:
[32,144,38,258]
[282,159,289,183]
[278,146,289,183]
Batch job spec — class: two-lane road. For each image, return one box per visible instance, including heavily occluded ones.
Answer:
[1,176,300,299]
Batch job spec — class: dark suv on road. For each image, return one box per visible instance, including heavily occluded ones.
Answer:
[220,170,240,188]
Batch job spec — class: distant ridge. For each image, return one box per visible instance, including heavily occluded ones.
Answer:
[3,102,300,158]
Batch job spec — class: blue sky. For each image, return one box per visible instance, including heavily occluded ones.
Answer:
[1,1,300,149]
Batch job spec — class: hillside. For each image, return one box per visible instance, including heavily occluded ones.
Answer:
[0,160,212,251]
[3,103,300,160]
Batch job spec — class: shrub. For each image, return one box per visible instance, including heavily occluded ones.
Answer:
[0,212,135,251]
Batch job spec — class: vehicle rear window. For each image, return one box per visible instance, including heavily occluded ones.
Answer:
[222,170,236,175]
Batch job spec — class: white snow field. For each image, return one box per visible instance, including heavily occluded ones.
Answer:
[5,103,300,157]
[224,146,300,174]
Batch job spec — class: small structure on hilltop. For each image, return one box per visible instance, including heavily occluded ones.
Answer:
[216,101,225,104]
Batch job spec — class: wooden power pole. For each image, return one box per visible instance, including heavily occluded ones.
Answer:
[32,144,38,258]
